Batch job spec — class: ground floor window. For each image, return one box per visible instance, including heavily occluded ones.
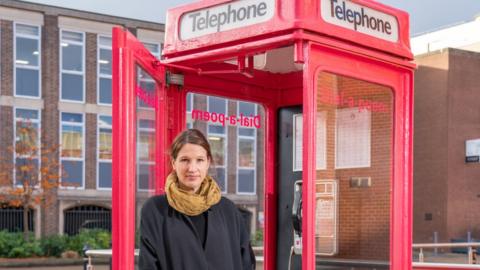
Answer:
[0,205,34,232]
[64,205,111,235]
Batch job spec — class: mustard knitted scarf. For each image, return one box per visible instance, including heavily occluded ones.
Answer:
[165,172,221,216]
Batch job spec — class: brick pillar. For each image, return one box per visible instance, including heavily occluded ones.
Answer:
[0,20,13,187]
[86,32,97,104]
[41,14,60,236]
[85,113,97,189]
[1,20,13,96]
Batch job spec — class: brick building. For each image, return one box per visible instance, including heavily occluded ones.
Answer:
[412,17,480,244]
[0,1,264,238]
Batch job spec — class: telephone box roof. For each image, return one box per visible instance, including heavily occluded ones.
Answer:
[163,0,413,61]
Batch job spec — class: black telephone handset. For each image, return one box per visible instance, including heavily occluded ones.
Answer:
[291,180,302,256]
[292,180,302,234]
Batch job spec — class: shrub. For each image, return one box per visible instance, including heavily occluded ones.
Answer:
[251,229,263,246]
[66,229,111,255]
[0,229,111,258]
[40,234,68,257]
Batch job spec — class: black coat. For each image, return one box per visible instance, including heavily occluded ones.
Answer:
[139,195,256,270]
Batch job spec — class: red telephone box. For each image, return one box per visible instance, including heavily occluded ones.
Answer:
[112,0,415,269]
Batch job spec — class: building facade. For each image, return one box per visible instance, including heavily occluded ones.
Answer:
[0,1,264,238]
[412,17,480,244]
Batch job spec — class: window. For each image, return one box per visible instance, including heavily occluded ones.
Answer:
[237,102,257,194]
[60,112,84,188]
[137,119,155,191]
[97,115,112,189]
[143,42,161,59]
[15,23,41,98]
[0,206,34,232]
[97,36,112,105]
[207,96,227,193]
[60,30,85,102]
[186,93,193,129]
[14,108,40,186]
[63,205,111,235]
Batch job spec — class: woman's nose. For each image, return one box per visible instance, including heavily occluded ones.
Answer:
[187,162,197,171]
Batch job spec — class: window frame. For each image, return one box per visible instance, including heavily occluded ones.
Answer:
[59,111,85,189]
[97,35,112,106]
[97,114,112,190]
[13,107,41,186]
[14,23,42,99]
[59,29,86,103]
[207,96,228,194]
[236,102,257,195]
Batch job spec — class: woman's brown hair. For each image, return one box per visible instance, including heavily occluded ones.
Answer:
[169,129,213,162]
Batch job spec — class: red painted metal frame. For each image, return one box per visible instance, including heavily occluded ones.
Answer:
[113,1,417,269]
[112,27,170,270]
[302,42,414,269]
[163,0,412,60]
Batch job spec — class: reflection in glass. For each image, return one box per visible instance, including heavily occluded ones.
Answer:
[315,72,393,267]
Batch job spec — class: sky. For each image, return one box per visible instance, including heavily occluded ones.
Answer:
[20,0,480,36]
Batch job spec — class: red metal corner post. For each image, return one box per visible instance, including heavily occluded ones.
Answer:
[112,27,137,270]
[302,42,316,270]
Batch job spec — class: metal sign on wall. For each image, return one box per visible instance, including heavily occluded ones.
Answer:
[466,139,480,163]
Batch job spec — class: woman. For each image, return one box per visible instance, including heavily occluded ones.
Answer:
[139,129,256,270]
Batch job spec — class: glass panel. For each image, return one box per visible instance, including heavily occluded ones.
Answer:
[62,160,83,187]
[15,158,39,186]
[98,36,112,47]
[62,112,82,123]
[136,66,157,193]
[61,125,83,158]
[142,42,160,57]
[208,125,225,134]
[16,68,39,97]
[16,37,39,66]
[99,128,112,160]
[238,139,255,167]
[61,73,83,101]
[238,169,255,193]
[239,101,256,117]
[315,72,393,268]
[98,162,112,188]
[61,113,83,159]
[138,164,154,190]
[16,24,39,36]
[208,135,225,166]
[208,96,226,114]
[137,76,156,108]
[16,108,39,120]
[62,44,83,71]
[16,121,39,153]
[99,78,112,104]
[99,48,112,75]
[62,31,83,42]
[187,92,266,252]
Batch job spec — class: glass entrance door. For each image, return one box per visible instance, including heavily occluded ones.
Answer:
[314,72,393,269]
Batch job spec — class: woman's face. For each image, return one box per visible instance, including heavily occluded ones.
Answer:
[172,143,210,193]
